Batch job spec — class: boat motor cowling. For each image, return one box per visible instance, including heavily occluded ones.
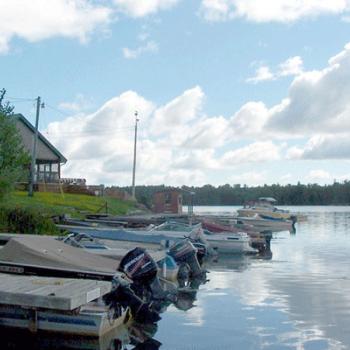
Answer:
[118,247,168,300]
[103,275,161,323]
[168,239,203,277]
[118,247,158,284]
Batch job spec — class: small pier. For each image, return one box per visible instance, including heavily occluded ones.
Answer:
[0,273,120,336]
[0,273,111,310]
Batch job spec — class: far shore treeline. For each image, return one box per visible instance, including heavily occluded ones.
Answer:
[120,182,350,207]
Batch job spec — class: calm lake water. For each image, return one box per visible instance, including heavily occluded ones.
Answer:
[2,206,350,350]
[155,206,350,350]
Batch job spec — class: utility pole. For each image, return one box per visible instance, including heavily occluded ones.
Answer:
[28,96,42,197]
[131,111,139,200]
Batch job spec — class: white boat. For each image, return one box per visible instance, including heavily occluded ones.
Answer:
[234,215,294,232]
[59,222,257,255]
[148,223,256,254]
[237,197,296,221]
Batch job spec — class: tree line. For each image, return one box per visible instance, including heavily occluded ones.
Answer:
[119,182,350,206]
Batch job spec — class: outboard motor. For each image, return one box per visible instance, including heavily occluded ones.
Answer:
[118,247,167,301]
[129,322,161,350]
[168,239,203,278]
[103,276,161,323]
[191,242,209,264]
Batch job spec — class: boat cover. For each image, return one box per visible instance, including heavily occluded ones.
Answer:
[0,236,118,273]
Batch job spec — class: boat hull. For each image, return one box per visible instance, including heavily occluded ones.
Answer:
[236,216,293,232]
[62,226,256,255]
[237,208,292,220]
[0,304,126,337]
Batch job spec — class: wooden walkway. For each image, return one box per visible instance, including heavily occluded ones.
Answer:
[0,273,111,311]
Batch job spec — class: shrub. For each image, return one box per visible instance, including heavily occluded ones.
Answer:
[0,206,59,235]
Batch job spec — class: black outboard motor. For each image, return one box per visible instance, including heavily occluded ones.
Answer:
[103,276,161,323]
[118,247,167,300]
[168,239,203,278]
[129,322,161,350]
[191,241,209,264]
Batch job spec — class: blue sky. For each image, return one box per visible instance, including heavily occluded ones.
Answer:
[1,0,350,186]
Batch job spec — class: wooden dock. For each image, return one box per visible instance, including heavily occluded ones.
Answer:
[0,273,111,311]
[0,273,122,336]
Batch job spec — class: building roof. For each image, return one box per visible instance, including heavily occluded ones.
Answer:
[13,113,67,164]
[258,197,277,203]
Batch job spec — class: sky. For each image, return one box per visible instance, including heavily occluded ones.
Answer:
[1,0,350,187]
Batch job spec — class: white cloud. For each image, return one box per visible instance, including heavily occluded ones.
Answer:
[280,173,293,183]
[307,169,332,183]
[267,44,350,135]
[247,56,304,84]
[151,86,204,136]
[58,94,93,113]
[246,66,274,84]
[47,90,155,178]
[145,169,207,186]
[287,135,350,160]
[172,149,219,170]
[229,171,267,186]
[114,0,179,17]
[44,41,350,186]
[122,40,158,59]
[229,101,269,138]
[182,116,229,149]
[279,56,304,77]
[0,0,181,53]
[46,86,286,186]
[220,141,281,166]
[235,43,350,143]
[46,88,210,185]
[199,0,349,23]
[0,0,112,54]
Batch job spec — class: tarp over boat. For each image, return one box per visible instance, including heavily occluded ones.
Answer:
[0,236,118,274]
[62,226,182,244]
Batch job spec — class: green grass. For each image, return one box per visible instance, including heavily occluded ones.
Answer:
[3,191,135,218]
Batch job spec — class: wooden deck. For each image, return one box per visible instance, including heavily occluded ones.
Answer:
[0,273,111,311]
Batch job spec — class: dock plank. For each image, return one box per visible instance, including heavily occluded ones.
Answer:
[0,273,111,311]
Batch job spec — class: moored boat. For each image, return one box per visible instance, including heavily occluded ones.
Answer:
[59,222,257,255]
[234,214,294,232]
[237,197,297,222]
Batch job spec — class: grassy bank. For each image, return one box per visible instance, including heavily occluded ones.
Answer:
[4,191,135,217]
[0,191,136,234]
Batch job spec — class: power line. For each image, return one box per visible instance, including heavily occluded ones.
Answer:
[44,127,134,137]
[45,103,74,117]
[7,96,36,102]
[9,98,136,136]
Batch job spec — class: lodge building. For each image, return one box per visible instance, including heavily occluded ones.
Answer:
[14,114,67,183]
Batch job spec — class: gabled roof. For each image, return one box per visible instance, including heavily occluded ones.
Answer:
[13,113,67,164]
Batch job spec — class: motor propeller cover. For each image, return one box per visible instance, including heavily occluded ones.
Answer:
[118,247,158,285]
[168,239,203,277]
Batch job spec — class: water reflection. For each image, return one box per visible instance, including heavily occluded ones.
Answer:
[0,274,207,350]
[154,207,350,349]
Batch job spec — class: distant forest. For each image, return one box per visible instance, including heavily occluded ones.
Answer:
[119,182,350,207]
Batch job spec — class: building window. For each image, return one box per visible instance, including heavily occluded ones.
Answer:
[36,162,59,183]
